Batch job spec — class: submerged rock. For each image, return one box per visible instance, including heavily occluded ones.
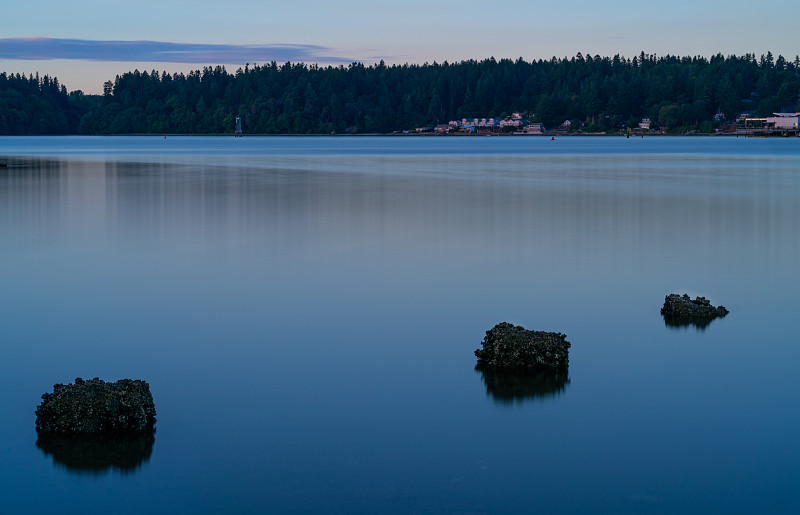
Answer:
[475,322,570,370]
[35,377,156,435]
[661,293,729,328]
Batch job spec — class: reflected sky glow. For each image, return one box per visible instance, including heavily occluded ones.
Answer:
[1,137,799,513]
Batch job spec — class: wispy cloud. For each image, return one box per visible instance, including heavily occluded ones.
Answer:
[0,37,355,64]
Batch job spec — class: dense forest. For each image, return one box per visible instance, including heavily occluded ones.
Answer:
[0,72,90,134]
[2,52,800,135]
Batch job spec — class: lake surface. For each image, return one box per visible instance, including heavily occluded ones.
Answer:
[1,136,798,514]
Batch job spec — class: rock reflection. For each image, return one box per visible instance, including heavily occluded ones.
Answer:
[662,315,717,330]
[476,364,570,404]
[36,433,155,475]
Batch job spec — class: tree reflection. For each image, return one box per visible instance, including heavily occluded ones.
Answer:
[36,433,155,475]
[476,364,570,404]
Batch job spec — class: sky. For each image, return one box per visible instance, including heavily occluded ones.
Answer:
[2,0,799,94]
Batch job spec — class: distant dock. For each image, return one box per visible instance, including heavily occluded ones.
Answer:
[736,127,799,137]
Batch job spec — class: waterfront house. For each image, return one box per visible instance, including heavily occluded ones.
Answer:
[499,119,521,128]
[522,123,545,134]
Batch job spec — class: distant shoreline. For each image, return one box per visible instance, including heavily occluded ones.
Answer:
[6,132,751,137]
[0,131,785,138]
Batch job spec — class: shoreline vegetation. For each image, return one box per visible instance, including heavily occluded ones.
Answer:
[1,51,799,136]
[0,131,757,138]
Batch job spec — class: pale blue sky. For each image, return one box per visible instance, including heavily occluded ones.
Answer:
[2,0,799,93]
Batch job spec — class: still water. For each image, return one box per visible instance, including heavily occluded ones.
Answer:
[1,136,798,513]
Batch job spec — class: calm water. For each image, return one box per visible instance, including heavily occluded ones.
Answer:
[1,136,798,514]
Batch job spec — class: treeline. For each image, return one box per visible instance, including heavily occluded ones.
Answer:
[0,72,91,134]
[3,52,800,135]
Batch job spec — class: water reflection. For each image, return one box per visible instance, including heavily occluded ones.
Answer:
[662,313,722,330]
[0,158,64,239]
[476,365,570,404]
[36,433,155,475]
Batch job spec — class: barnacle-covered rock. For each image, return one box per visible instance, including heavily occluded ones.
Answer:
[475,322,570,370]
[35,377,156,435]
[661,294,728,328]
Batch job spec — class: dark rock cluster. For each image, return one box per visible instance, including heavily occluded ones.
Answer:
[661,293,729,328]
[35,377,156,435]
[475,322,570,370]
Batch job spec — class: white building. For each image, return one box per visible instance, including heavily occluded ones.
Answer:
[769,113,800,129]
[522,123,545,134]
[739,112,800,134]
